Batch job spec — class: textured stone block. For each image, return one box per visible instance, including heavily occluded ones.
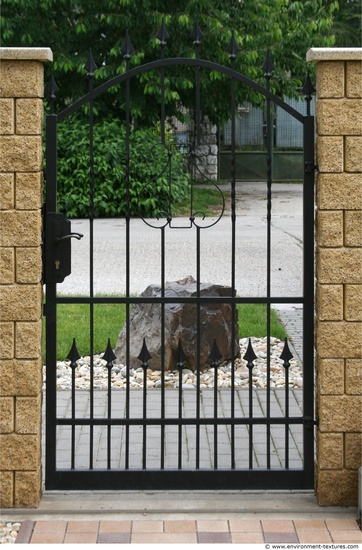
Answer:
[317,173,362,210]
[16,98,43,135]
[15,320,42,359]
[344,210,362,247]
[317,284,343,320]
[316,469,358,506]
[345,433,362,469]
[0,173,14,210]
[345,136,362,172]
[0,397,14,433]
[317,136,343,172]
[0,246,15,283]
[16,247,42,284]
[317,358,344,395]
[317,248,362,284]
[317,433,343,469]
[317,321,362,358]
[345,284,362,321]
[316,99,362,136]
[14,470,41,508]
[316,210,343,247]
[346,61,362,98]
[0,433,40,470]
[15,395,41,434]
[0,99,14,134]
[15,172,42,210]
[0,284,42,322]
[0,359,42,397]
[319,395,362,432]
[0,135,42,171]
[316,62,345,98]
[0,322,14,359]
[346,358,362,395]
[0,471,14,507]
[0,210,41,247]
[0,60,44,98]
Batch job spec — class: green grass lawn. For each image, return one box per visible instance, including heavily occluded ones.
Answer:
[175,185,229,217]
[43,301,287,361]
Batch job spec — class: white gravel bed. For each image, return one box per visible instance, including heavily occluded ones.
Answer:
[0,523,21,544]
[43,337,303,391]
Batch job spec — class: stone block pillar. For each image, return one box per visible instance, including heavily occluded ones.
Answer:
[0,48,52,507]
[307,48,362,506]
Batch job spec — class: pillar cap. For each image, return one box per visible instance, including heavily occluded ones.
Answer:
[0,47,53,62]
[307,48,362,62]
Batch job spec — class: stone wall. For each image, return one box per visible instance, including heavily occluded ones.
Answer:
[0,48,52,507]
[307,48,362,506]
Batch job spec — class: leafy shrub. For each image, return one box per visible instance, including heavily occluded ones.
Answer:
[53,117,189,218]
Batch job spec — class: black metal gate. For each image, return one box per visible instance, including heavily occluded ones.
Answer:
[44,23,315,491]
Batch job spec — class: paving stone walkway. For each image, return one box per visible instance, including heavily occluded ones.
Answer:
[16,517,362,544]
[53,388,304,471]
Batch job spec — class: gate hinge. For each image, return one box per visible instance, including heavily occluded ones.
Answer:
[304,416,318,429]
[304,161,318,173]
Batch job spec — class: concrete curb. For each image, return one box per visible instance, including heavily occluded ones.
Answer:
[15,520,34,544]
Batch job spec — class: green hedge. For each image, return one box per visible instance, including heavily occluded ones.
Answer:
[53,117,189,218]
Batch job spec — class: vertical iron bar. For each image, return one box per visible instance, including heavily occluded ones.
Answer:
[178,362,183,469]
[71,365,76,469]
[285,366,289,468]
[107,366,112,469]
[67,338,80,471]
[160,226,166,469]
[249,368,253,469]
[229,39,237,471]
[196,226,201,468]
[265,68,273,471]
[177,341,186,470]
[156,18,169,144]
[243,339,257,470]
[160,54,166,145]
[103,339,116,470]
[192,21,202,145]
[303,115,315,486]
[124,48,132,471]
[142,364,147,469]
[138,339,151,471]
[213,356,218,470]
[45,113,57,486]
[280,338,293,470]
[88,67,95,471]
[195,64,201,145]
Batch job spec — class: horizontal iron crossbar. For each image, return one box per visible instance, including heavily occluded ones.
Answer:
[46,469,309,491]
[56,416,305,426]
[53,296,305,305]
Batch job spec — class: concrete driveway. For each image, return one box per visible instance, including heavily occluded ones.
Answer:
[59,182,304,298]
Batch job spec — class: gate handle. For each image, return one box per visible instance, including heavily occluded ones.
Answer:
[55,232,84,242]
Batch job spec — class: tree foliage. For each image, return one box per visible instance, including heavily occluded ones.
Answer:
[0,0,339,125]
[329,0,362,47]
[54,117,189,218]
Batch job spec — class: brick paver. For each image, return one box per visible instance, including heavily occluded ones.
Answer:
[20,518,361,544]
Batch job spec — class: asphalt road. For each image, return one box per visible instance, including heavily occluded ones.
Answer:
[59,182,304,299]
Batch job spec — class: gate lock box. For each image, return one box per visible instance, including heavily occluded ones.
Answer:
[44,212,83,284]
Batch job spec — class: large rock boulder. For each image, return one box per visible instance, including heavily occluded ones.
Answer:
[115,276,239,371]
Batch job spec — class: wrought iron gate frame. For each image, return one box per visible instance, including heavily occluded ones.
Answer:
[44,30,315,491]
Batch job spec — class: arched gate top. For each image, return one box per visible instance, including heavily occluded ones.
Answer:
[57,56,307,124]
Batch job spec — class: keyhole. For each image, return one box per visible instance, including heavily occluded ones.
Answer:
[55,260,60,270]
